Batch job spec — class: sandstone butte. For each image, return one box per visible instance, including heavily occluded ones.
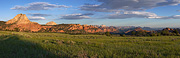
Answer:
[46,21,57,25]
[5,14,42,32]
[6,14,31,24]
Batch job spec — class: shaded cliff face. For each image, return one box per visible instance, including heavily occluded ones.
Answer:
[6,14,31,25]
[46,21,57,25]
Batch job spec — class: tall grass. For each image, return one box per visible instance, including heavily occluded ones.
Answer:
[0,31,180,58]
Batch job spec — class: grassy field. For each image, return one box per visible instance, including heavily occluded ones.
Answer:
[0,31,180,58]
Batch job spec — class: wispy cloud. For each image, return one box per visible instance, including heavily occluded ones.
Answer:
[105,11,180,19]
[28,16,46,20]
[11,2,71,11]
[177,10,180,12]
[80,4,117,12]
[60,13,94,19]
[154,15,180,19]
[106,11,162,19]
[28,13,51,17]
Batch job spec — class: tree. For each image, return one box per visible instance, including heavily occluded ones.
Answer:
[173,29,179,35]
[131,31,136,35]
[105,32,111,36]
[161,30,170,36]
[157,33,161,36]
[150,33,157,36]
[122,34,126,37]
[136,31,147,36]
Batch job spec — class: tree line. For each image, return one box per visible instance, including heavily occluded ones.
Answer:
[105,28,180,37]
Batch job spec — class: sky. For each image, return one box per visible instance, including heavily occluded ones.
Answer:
[1,0,180,28]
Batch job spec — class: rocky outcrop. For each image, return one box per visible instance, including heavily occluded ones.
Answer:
[46,21,57,25]
[6,14,31,25]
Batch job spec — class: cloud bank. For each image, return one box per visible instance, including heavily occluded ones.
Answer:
[80,0,180,19]
[81,0,180,11]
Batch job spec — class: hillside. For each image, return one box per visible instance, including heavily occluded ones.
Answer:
[0,31,180,58]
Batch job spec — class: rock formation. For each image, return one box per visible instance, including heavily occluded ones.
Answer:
[6,14,31,24]
[46,21,57,25]
[3,14,119,33]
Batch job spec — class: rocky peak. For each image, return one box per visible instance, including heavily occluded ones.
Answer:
[6,14,31,24]
[46,21,57,25]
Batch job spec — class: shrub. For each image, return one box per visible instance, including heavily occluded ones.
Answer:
[105,32,111,36]
[14,28,20,32]
[122,34,126,37]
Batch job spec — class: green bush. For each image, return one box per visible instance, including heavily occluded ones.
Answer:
[105,32,111,36]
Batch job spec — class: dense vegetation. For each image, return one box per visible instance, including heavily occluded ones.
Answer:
[112,28,180,37]
[0,31,180,58]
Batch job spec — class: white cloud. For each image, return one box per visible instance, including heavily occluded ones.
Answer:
[60,13,93,19]
[28,16,46,20]
[11,2,70,11]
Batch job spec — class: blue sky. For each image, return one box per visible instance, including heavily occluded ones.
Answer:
[1,0,180,28]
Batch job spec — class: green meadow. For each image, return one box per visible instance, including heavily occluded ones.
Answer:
[0,31,180,58]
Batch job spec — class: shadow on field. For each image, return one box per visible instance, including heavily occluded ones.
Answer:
[0,35,66,58]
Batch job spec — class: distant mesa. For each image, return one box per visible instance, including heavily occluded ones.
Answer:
[6,13,31,25]
[46,21,57,25]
